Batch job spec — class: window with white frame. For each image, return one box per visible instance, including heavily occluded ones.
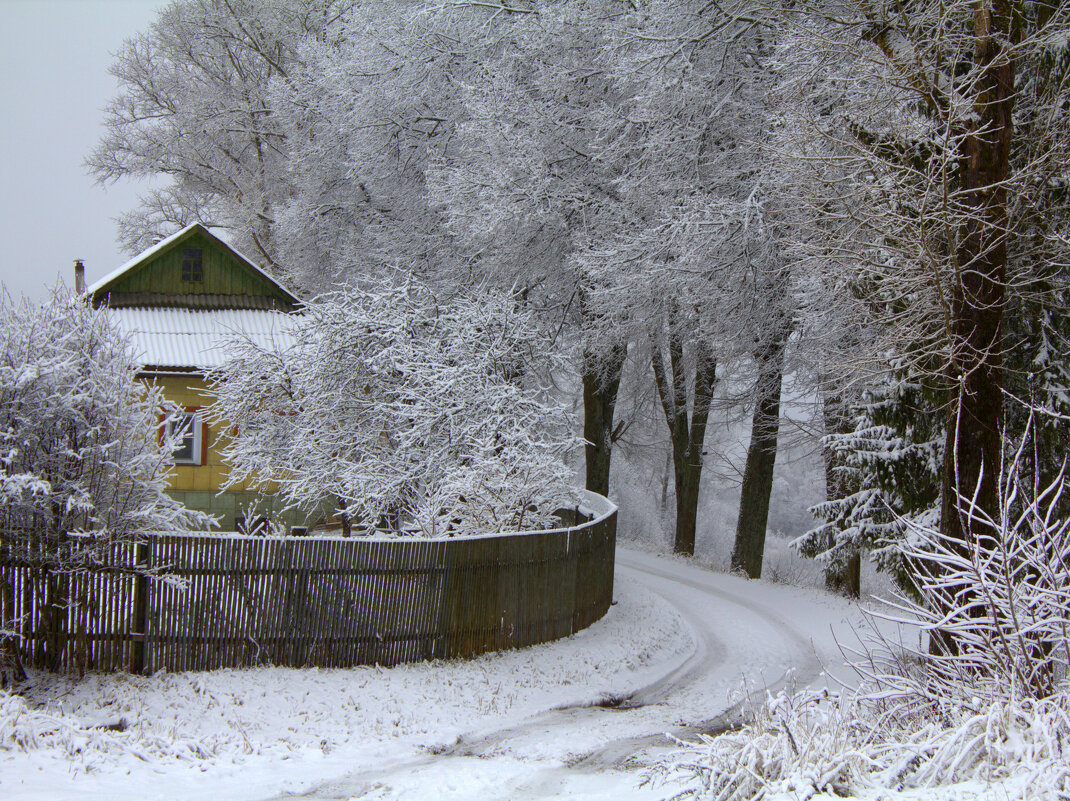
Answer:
[168,410,203,465]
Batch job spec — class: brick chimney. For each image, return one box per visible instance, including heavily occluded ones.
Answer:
[74,259,86,294]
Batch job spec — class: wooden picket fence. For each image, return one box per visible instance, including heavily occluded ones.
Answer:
[0,493,616,673]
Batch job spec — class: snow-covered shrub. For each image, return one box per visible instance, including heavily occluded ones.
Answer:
[0,287,209,673]
[661,684,1070,800]
[655,688,878,801]
[208,278,582,536]
[882,418,1070,702]
[0,686,228,763]
[0,288,207,562]
[665,423,1070,799]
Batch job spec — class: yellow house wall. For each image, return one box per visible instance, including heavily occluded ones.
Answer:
[144,374,238,493]
[142,373,329,530]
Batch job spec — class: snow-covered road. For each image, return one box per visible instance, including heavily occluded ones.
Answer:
[256,547,867,801]
[2,546,870,801]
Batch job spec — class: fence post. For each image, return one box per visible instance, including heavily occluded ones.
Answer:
[129,538,150,674]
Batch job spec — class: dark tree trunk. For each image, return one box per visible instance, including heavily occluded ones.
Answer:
[42,568,67,672]
[730,338,785,578]
[821,392,861,598]
[129,541,150,674]
[338,497,352,538]
[935,2,1016,654]
[582,343,627,498]
[41,500,69,671]
[652,320,717,557]
[0,569,25,686]
[826,550,861,599]
[0,637,25,687]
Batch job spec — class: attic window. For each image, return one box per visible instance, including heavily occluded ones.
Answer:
[181,248,203,282]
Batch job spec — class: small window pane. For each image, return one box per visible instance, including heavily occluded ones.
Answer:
[182,248,203,282]
[169,412,200,464]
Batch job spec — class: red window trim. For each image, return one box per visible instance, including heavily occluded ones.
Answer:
[160,406,208,466]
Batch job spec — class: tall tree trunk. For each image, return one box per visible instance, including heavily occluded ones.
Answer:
[582,343,627,498]
[935,2,1016,653]
[827,550,861,599]
[730,337,785,578]
[42,568,68,672]
[41,499,70,671]
[821,392,861,598]
[652,321,717,557]
[0,568,26,686]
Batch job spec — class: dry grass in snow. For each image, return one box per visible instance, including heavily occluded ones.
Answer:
[658,682,1070,801]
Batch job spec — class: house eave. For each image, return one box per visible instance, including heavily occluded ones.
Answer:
[137,366,206,379]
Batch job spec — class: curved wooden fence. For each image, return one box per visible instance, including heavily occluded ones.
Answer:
[1,492,616,673]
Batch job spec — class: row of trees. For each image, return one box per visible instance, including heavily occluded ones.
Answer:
[93,0,1070,650]
[91,0,798,569]
[786,0,1070,608]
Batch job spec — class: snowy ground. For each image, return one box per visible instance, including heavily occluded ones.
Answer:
[0,546,963,801]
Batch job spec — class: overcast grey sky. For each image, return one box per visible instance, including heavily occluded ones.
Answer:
[0,0,166,301]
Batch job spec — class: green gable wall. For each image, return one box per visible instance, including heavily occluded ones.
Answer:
[103,232,291,305]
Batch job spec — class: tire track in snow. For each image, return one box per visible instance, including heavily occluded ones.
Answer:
[615,550,819,706]
[569,551,826,772]
[261,547,844,800]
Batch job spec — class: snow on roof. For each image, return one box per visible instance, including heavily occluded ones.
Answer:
[85,223,298,304]
[107,307,297,371]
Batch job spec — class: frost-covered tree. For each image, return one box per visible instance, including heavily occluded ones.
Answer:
[426,0,635,500]
[261,2,631,500]
[94,1,810,543]
[268,1,463,291]
[207,279,581,537]
[802,367,944,595]
[571,1,794,561]
[88,0,353,267]
[774,0,1070,613]
[804,308,1070,598]
[0,287,208,672]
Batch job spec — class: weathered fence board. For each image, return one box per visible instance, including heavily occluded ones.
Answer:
[1,492,616,673]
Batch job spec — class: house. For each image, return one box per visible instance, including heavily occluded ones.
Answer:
[84,223,307,530]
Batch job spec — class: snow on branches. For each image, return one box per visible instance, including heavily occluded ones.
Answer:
[89,0,352,267]
[0,287,210,570]
[208,279,581,537]
[665,421,1070,801]
[801,367,944,593]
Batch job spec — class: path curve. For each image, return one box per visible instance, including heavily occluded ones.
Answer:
[262,546,860,801]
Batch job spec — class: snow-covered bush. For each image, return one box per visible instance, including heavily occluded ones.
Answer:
[664,424,1070,799]
[655,687,877,800]
[0,287,209,674]
[0,287,208,562]
[208,279,582,537]
[661,684,1070,800]
[885,419,1070,702]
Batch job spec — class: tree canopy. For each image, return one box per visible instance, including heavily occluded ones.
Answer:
[207,279,581,536]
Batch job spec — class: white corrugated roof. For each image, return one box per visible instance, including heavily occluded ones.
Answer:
[107,307,298,371]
